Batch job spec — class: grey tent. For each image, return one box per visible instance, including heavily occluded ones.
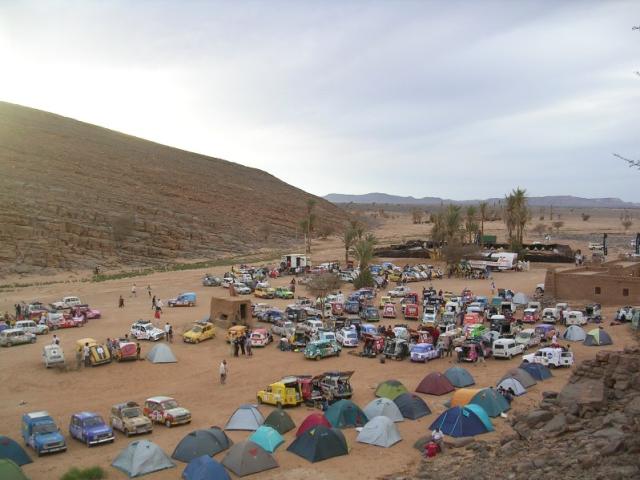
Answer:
[112,440,175,478]
[497,377,526,396]
[393,393,431,420]
[512,292,529,305]
[563,325,587,342]
[356,416,402,448]
[264,409,296,434]
[225,404,264,431]
[363,398,404,423]
[172,427,232,462]
[146,343,177,363]
[499,368,537,389]
[444,367,475,387]
[221,440,278,477]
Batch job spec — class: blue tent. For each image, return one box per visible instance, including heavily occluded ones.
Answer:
[0,437,31,466]
[469,388,510,417]
[183,455,230,480]
[518,362,552,381]
[443,367,475,388]
[249,426,284,453]
[325,400,368,428]
[429,405,493,437]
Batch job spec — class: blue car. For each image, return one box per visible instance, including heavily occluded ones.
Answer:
[344,300,360,314]
[22,411,66,456]
[69,412,114,447]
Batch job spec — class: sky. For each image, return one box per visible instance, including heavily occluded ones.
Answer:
[1,1,639,200]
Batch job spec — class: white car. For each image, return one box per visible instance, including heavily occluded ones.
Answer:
[422,305,437,324]
[232,282,252,295]
[388,286,411,298]
[336,327,359,347]
[515,328,541,350]
[221,277,234,288]
[541,308,558,324]
[51,296,82,310]
[565,311,586,326]
[302,319,324,335]
[15,320,49,335]
[492,338,524,359]
[523,347,574,368]
[130,320,165,341]
[617,306,634,321]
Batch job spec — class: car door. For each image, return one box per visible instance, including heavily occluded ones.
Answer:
[69,416,81,440]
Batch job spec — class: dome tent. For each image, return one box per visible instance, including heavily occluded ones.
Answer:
[221,441,278,477]
[0,437,31,466]
[296,413,331,437]
[112,440,175,478]
[584,328,613,346]
[325,400,368,428]
[249,426,284,453]
[429,405,493,437]
[146,344,177,363]
[519,362,552,381]
[449,388,510,417]
[497,377,526,396]
[0,459,29,480]
[172,427,232,462]
[393,393,431,420]
[563,325,587,342]
[363,397,404,423]
[415,372,455,396]
[287,425,348,463]
[225,404,264,431]
[263,408,296,434]
[443,367,475,387]
[182,455,230,480]
[375,380,409,400]
[498,368,537,389]
[356,416,402,448]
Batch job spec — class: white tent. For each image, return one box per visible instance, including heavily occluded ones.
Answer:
[512,292,529,305]
[146,344,177,363]
[225,404,264,431]
[356,416,402,448]
[112,440,175,478]
[363,398,404,423]
[497,377,526,396]
[563,325,587,342]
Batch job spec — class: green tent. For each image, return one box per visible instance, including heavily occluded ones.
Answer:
[325,400,368,428]
[0,459,28,480]
[375,380,408,400]
[287,425,348,463]
[584,328,613,346]
[263,409,295,434]
[0,436,31,466]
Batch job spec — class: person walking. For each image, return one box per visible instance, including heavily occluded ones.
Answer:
[233,338,239,357]
[477,346,486,366]
[118,295,125,308]
[168,324,173,343]
[219,360,228,384]
[76,345,83,370]
[156,298,163,311]
[152,295,156,310]
[131,283,137,297]
[83,342,91,367]
[136,342,141,360]
[51,334,60,346]
[245,334,252,356]
[147,285,152,297]
[164,322,171,342]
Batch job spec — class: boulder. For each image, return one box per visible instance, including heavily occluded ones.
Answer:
[542,414,567,434]
[624,396,640,416]
[443,436,475,448]
[558,379,605,410]
[524,409,553,428]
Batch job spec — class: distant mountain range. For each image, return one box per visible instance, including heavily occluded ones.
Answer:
[324,193,640,208]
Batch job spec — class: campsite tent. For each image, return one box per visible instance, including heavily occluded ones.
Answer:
[415,372,455,395]
[0,459,28,480]
[499,368,537,389]
[146,344,177,363]
[429,405,494,437]
[172,427,232,462]
[112,440,175,478]
[225,405,264,431]
[519,362,552,381]
[221,441,278,477]
[393,393,431,420]
[449,388,510,417]
[584,329,613,346]
[512,292,529,305]
[375,380,409,400]
[0,437,31,466]
[325,400,368,428]
[563,325,587,342]
[497,377,526,396]
[356,416,402,448]
[287,425,348,463]
[182,455,230,480]
[296,413,331,437]
[249,426,284,453]
[264,409,295,434]
[443,367,475,387]
[363,397,404,423]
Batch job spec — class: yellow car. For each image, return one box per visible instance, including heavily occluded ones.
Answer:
[254,287,275,299]
[256,377,303,407]
[379,295,394,309]
[76,337,111,366]
[388,271,403,282]
[182,322,216,344]
[226,325,248,343]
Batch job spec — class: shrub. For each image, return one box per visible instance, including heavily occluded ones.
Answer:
[60,466,106,480]
[353,269,375,289]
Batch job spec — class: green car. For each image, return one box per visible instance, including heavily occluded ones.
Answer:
[304,340,341,361]
[275,287,294,300]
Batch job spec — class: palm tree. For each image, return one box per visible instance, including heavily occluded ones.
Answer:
[465,205,478,244]
[341,219,365,265]
[444,205,464,244]
[504,188,529,248]
[479,202,488,245]
[351,234,377,288]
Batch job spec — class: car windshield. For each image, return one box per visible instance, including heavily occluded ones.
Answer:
[33,423,57,434]
[413,345,428,352]
[83,416,104,427]
[122,407,141,418]
[161,400,178,410]
[346,333,357,339]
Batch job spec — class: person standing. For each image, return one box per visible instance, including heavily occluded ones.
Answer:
[131,284,137,297]
[156,298,163,311]
[152,295,156,310]
[245,334,252,357]
[136,342,141,360]
[164,322,171,342]
[219,360,228,384]
[118,295,125,308]
[233,338,239,357]
[239,335,246,355]
[51,334,60,346]
[76,345,83,370]
[83,342,91,367]
[147,285,152,297]
[168,324,173,343]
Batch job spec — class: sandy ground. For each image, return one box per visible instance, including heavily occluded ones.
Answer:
[0,215,638,480]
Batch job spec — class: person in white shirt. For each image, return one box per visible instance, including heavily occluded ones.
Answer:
[431,428,444,451]
[552,334,558,345]
[164,322,171,342]
[131,284,137,297]
[51,335,60,346]
[219,360,228,384]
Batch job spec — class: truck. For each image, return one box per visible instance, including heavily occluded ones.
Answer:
[22,411,67,456]
[281,254,310,273]
[168,292,196,307]
[256,376,304,407]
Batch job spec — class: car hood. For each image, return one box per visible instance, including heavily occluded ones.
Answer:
[125,416,151,427]
[35,431,64,444]
[166,407,190,417]
[85,425,112,436]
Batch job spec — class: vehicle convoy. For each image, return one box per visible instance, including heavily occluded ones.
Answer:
[15,320,49,335]
[492,338,524,359]
[51,296,82,310]
[110,402,153,437]
[0,328,36,347]
[256,376,303,407]
[76,338,112,366]
[304,340,341,360]
[144,396,191,428]
[130,320,165,341]
[523,347,574,368]
[168,292,197,307]
[69,412,115,446]
[22,411,67,456]
[182,322,216,343]
[42,344,65,367]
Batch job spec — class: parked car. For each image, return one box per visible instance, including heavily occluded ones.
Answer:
[522,347,574,368]
[69,412,114,446]
[344,300,360,314]
[492,338,524,359]
[383,338,410,360]
[616,306,634,322]
[271,320,295,337]
[75,338,111,366]
[388,286,411,298]
[301,319,324,335]
[565,311,587,326]
[542,308,558,324]
[130,320,165,341]
[113,340,138,361]
[48,315,83,329]
[382,303,397,319]
[336,327,359,347]
[42,344,65,368]
[275,287,294,299]
[410,343,440,362]
[254,287,276,299]
[256,376,303,407]
[202,275,222,287]
[515,328,541,350]
[51,296,82,310]
[15,319,49,335]
[257,308,283,323]
[303,340,341,360]
[522,308,539,324]
[360,306,381,322]
[250,328,273,347]
[110,401,153,437]
[535,324,556,342]
[22,411,67,456]
[143,396,191,428]
[233,283,252,295]
[182,322,216,343]
[0,328,36,347]
[74,305,101,320]
[226,325,248,343]
[168,292,197,307]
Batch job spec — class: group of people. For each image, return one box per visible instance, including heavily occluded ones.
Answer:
[230,332,252,357]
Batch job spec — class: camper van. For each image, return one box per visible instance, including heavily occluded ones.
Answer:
[467,252,518,271]
[281,254,310,272]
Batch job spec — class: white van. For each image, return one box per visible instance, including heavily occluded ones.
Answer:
[565,311,586,326]
[492,338,524,359]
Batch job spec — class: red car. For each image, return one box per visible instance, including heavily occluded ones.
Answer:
[50,316,83,329]
[75,305,101,320]
[404,304,420,321]
[522,308,539,324]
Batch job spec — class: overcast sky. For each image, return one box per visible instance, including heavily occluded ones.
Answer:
[1,1,639,200]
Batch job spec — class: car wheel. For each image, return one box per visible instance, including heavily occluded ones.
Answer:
[6,342,11,347]
[165,420,172,428]
[125,429,131,437]
[30,338,36,344]
[315,355,320,361]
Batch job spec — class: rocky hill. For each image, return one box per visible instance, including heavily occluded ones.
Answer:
[0,102,345,274]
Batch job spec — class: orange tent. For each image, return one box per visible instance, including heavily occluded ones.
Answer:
[449,388,481,407]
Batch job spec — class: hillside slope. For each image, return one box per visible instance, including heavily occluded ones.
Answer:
[0,102,345,274]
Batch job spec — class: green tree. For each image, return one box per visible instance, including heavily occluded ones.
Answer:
[341,219,365,265]
[351,234,376,288]
[504,188,529,249]
[465,205,479,244]
[478,202,488,245]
